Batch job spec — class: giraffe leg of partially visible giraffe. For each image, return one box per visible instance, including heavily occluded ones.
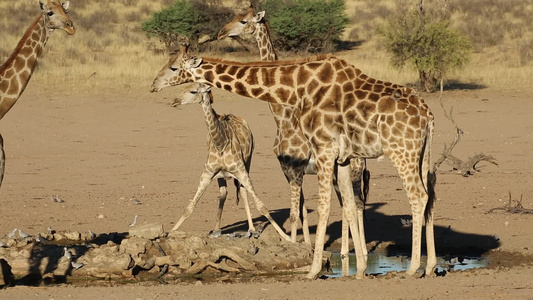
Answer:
[299,192,311,245]
[213,178,228,233]
[172,166,219,231]
[234,178,256,232]
[424,171,437,276]
[0,134,4,188]
[337,162,367,279]
[231,170,291,242]
[340,210,350,276]
[351,158,369,260]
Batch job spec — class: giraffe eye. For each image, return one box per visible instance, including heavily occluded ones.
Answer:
[170,67,178,72]
[190,91,198,95]
[239,20,247,25]
[47,11,54,16]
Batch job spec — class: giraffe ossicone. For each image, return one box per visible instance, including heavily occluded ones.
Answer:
[151,45,437,280]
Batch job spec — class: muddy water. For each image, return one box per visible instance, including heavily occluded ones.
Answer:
[328,253,487,277]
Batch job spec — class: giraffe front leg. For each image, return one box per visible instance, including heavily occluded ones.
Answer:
[172,167,217,231]
[341,210,350,277]
[300,193,311,245]
[288,176,304,243]
[306,154,335,279]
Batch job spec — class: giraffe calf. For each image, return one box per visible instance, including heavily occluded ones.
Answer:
[171,83,291,241]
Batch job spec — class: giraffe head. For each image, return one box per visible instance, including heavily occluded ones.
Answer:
[217,7,265,40]
[150,44,200,92]
[39,0,75,35]
[174,83,213,106]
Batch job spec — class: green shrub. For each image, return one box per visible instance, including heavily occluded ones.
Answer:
[259,0,349,53]
[141,0,233,51]
[380,3,472,92]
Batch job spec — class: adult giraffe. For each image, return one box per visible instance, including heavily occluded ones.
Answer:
[217,7,371,274]
[0,0,75,187]
[150,45,437,279]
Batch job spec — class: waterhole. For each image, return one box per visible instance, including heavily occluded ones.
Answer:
[328,252,488,277]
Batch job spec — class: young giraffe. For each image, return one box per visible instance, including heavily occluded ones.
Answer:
[171,83,291,241]
[150,45,436,279]
[0,0,75,187]
[217,7,370,264]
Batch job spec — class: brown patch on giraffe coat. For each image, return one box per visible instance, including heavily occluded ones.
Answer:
[357,101,376,120]
[287,92,298,106]
[336,70,348,83]
[7,80,19,95]
[275,88,291,103]
[234,81,248,96]
[260,93,277,103]
[307,79,320,95]
[215,82,222,89]
[236,67,248,79]
[378,97,396,113]
[14,56,26,70]
[19,46,33,58]
[314,85,331,102]
[344,93,357,110]
[219,75,234,83]
[306,62,322,70]
[302,110,322,131]
[297,67,311,86]
[3,68,15,79]
[345,68,356,80]
[280,65,297,84]
[0,80,9,93]
[368,92,380,102]
[215,64,228,74]
[365,131,377,144]
[227,66,239,76]
[204,71,215,83]
[261,68,277,87]
[354,90,368,100]
[317,63,333,83]
[223,84,232,92]
[246,68,259,85]
[373,84,384,93]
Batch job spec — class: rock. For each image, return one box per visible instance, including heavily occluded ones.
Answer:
[64,231,81,240]
[120,237,151,257]
[0,259,14,286]
[167,231,187,239]
[129,224,164,240]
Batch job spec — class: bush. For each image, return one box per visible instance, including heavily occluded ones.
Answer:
[259,0,349,53]
[380,2,472,92]
[141,0,233,52]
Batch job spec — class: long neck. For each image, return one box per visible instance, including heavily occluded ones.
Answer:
[0,14,49,119]
[255,23,277,62]
[201,95,228,152]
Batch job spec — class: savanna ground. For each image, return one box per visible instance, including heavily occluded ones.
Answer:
[1,0,533,299]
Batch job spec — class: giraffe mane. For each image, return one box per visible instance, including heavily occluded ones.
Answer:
[200,54,335,67]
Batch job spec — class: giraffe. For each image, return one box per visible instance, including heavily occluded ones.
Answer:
[0,0,75,187]
[217,7,370,252]
[171,82,291,242]
[150,45,437,280]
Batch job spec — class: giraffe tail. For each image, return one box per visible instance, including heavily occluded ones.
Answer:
[423,116,437,220]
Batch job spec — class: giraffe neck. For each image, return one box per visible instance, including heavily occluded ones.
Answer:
[254,22,277,62]
[200,94,229,152]
[0,14,49,119]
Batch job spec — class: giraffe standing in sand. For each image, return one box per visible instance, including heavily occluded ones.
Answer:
[0,0,75,187]
[171,83,290,241]
[218,8,370,251]
[150,46,437,280]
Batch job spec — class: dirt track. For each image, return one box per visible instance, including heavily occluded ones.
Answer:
[0,82,532,298]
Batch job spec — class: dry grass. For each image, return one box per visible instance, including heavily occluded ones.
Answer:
[0,0,532,95]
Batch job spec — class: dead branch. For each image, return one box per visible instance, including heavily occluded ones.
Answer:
[433,79,498,176]
[487,192,533,214]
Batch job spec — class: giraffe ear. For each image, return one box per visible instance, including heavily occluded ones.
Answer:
[62,1,70,12]
[186,57,203,69]
[254,11,266,23]
[39,0,47,12]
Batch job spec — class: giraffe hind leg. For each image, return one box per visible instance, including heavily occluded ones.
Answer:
[213,177,228,234]
[0,134,4,188]
[233,169,291,242]
[234,178,256,232]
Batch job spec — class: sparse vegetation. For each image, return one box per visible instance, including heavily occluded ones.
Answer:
[0,0,532,94]
[379,1,472,92]
[259,0,349,53]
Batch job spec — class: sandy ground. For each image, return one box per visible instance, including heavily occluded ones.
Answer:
[0,79,532,299]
